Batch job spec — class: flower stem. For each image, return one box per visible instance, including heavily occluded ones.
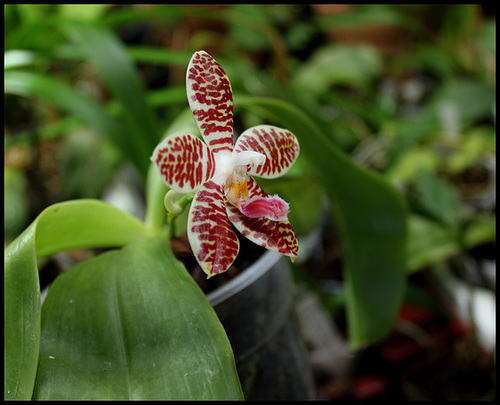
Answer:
[166,192,194,240]
[144,163,168,235]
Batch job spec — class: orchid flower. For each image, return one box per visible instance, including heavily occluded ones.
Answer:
[151,51,300,278]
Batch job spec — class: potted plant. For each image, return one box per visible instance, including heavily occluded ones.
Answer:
[6,17,409,399]
[149,50,316,399]
[5,49,314,400]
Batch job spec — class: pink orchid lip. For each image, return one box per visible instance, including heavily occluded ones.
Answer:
[237,194,290,222]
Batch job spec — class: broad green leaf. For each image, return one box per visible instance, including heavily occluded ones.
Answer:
[33,235,243,400]
[34,199,151,258]
[4,199,150,400]
[237,96,408,349]
[4,222,40,400]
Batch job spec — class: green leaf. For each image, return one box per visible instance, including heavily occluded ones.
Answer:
[238,96,408,349]
[4,70,134,170]
[408,214,496,273]
[292,44,383,94]
[63,22,162,178]
[4,222,40,400]
[413,168,460,226]
[34,199,151,258]
[33,235,243,400]
[4,199,150,400]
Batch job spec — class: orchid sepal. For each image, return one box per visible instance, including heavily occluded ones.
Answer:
[186,51,234,154]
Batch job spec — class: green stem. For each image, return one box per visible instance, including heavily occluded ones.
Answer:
[166,193,194,240]
[144,163,168,235]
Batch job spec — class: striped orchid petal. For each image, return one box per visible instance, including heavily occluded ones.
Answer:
[151,132,216,193]
[234,125,300,179]
[226,177,299,259]
[151,50,300,278]
[188,180,240,278]
[186,51,234,154]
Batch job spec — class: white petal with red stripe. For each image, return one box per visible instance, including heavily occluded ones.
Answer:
[188,180,240,277]
[234,125,300,179]
[186,51,234,154]
[151,132,216,193]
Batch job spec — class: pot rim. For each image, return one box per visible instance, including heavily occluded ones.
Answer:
[206,249,282,306]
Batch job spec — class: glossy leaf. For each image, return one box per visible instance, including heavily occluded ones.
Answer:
[33,235,243,400]
[4,200,150,400]
[34,199,151,258]
[237,96,408,349]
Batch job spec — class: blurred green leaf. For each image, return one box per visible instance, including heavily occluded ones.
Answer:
[4,50,37,70]
[316,5,421,31]
[4,167,30,239]
[4,70,135,169]
[63,22,162,178]
[33,235,243,400]
[407,215,460,273]
[478,18,496,55]
[386,147,440,184]
[58,4,111,22]
[238,96,408,349]
[126,46,192,67]
[446,126,496,174]
[407,214,496,273]
[61,130,120,199]
[293,44,383,94]
[432,79,495,128]
[413,168,460,226]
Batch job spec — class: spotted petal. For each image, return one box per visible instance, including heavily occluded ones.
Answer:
[151,132,216,193]
[188,180,240,277]
[226,177,299,258]
[234,125,300,179]
[186,51,234,154]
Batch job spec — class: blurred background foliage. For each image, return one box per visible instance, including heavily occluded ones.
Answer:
[4,4,495,399]
[5,3,495,270]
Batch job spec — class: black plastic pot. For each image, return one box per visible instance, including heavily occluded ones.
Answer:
[207,250,316,400]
